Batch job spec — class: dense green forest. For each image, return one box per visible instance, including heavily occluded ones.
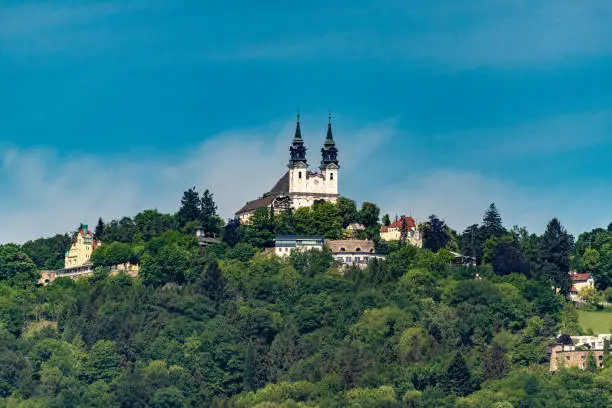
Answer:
[2,188,612,407]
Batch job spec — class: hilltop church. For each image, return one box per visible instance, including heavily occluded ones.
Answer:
[236,114,340,222]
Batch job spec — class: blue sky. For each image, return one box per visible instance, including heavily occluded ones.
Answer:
[1,0,612,243]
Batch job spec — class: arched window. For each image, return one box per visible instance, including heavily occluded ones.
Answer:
[330,173,334,180]
[340,248,346,252]
[355,248,361,252]
[369,248,374,253]
[299,171,302,179]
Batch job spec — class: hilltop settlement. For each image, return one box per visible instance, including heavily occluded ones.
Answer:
[3,115,612,407]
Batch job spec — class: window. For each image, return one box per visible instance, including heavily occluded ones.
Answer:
[340,248,346,252]
[566,356,571,360]
[345,257,351,262]
[599,355,604,360]
[369,248,374,253]
[355,257,360,262]
[355,247,361,252]
[299,171,302,179]
[330,173,334,180]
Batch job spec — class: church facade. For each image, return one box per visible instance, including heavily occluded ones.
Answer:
[236,115,340,222]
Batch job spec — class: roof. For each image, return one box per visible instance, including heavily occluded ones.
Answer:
[235,172,291,215]
[380,216,416,232]
[236,195,276,215]
[269,172,289,194]
[571,273,592,282]
[275,235,324,240]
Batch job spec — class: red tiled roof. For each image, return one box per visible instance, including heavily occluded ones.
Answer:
[380,216,416,232]
[571,273,592,282]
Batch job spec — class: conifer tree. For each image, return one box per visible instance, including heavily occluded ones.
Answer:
[243,341,257,391]
[539,218,572,295]
[94,218,105,240]
[178,187,201,227]
[400,217,408,246]
[482,203,505,239]
[201,261,226,304]
[444,351,473,396]
[200,189,219,235]
[382,214,391,227]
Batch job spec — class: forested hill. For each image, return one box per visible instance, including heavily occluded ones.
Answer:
[2,188,612,407]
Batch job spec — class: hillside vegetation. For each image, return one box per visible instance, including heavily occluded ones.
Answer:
[1,189,612,407]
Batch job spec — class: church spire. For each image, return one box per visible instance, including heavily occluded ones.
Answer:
[320,112,339,170]
[293,110,303,142]
[289,110,307,168]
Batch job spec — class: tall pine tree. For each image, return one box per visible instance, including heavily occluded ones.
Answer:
[539,218,572,295]
[94,218,105,240]
[200,189,219,235]
[444,351,473,396]
[482,203,505,239]
[178,187,200,227]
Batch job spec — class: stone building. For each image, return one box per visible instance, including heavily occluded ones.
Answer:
[236,114,340,222]
[549,345,605,372]
[325,239,386,269]
[549,334,610,371]
[379,216,422,248]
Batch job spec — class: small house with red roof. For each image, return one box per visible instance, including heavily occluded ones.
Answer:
[379,216,422,248]
[569,270,596,301]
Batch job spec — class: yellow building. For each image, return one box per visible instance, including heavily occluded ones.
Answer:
[64,223,102,268]
[379,216,422,248]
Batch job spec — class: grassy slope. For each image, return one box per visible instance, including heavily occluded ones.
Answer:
[577,310,612,334]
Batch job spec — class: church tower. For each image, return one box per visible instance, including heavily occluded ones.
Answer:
[288,112,308,193]
[320,113,339,170]
[288,112,307,168]
[320,114,339,195]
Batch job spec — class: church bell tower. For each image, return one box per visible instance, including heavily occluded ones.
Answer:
[320,113,339,170]
[288,112,307,168]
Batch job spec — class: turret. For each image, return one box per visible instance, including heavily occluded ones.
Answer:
[320,113,339,170]
[288,111,307,168]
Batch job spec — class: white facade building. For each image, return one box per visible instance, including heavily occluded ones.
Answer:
[274,235,325,257]
[236,114,340,221]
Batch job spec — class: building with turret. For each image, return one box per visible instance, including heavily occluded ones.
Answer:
[236,114,340,222]
[64,223,102,268]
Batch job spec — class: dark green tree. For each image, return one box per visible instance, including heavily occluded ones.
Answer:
[400,217,408,246]
[482,343,509,380]
[94,218,105,240]
[422,215,450,253]
[444,351,473,397]
[358,202,380,228]
[337,197,358,228]
[482,203,505,239]
[178,187,201,227]
[200,189,219,235]
[201,261,227,304]
[460,224,485,265]
[222,218,241,248]
[243,341,256,392]
[539,218,572,295]
[382,214,391,227]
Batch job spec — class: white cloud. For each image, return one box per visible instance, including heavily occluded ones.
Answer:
[0,118,396,243]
